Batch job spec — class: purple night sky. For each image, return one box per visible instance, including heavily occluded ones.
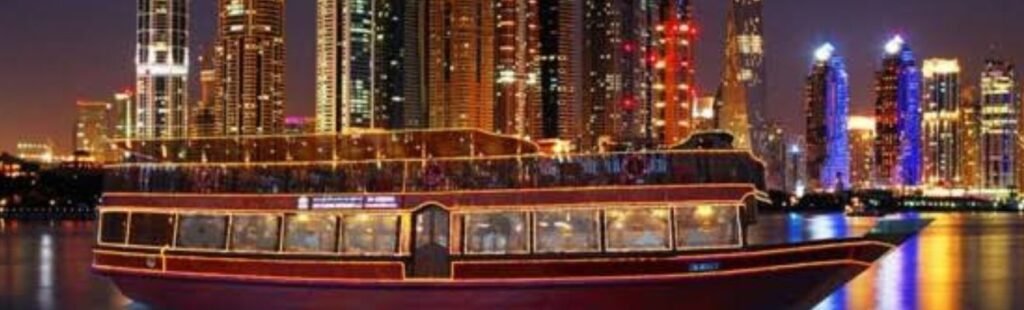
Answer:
[0,0,1022,152]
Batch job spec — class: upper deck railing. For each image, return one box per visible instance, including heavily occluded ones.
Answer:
[104,129,766,195]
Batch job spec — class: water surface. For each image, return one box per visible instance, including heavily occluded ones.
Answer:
[1,213,1022,309]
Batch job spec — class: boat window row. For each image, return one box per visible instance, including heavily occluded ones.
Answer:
[105,153,766,194]
[99,204,742,256]
[99,211,402,255]
[455,205,743,254]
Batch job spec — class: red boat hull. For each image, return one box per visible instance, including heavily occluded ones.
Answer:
[96,238,900,310]
[106,260,866,310]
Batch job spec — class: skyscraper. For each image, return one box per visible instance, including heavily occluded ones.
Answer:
[722,0,765,153]
[979,58,1018,190]
[762,121,788,191]
[848,116,876,189]
[581,0,650,149]
[112,91,135,140]
[316,0,376,133]
[135,0,189,139]
[192,48,218,137]
[804,43,850,191]
[216,0,286,136]
[921,58,962,187]
[873,36,922,187]
[649,0,696,147]
[426,0,496,130]
[493,0,538,136]
[375,0,427,129]
[75,101,111,162]
[960,85,982,189]
[526,0,583,144]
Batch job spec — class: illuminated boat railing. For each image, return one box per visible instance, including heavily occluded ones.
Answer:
[108,129,540,164]
[97,203,743,257]
[105,151,766,194]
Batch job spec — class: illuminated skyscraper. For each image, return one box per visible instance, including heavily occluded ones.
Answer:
[763,121,787,191]
[921,59,962,187]
[317,0,376,132]
[494,0,538,136]
[216,0,286,136]
[526,0,583,143]
[192,48,218,137]
[785,136,807,195]
[960,85,982,189]
[848,116,876,189]
[581,0,650,149]
[804,43,850,191]
[650,0,696,147]
[75,101,111,162]
[135,0,189,139]
[873,36,922,187]
[375,0,427,129]
[112,91,135,140]
[720,0,763,152]
[427,0,495,130]
[979,58,1018,190]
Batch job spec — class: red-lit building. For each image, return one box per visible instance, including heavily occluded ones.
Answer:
[650,1,697,147]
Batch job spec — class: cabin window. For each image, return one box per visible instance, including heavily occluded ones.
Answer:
[284,214,339,253]
[99,212,129,244]
[128,213,175,247]
[675,205,741,249]
[176,214,228,250]
[464,212,529,255]
[604,208,671,252]
[341,214,400,255]
[230,214,281,252]
[534,209,600,253]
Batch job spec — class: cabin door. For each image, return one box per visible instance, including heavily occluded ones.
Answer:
[411,205,451,278]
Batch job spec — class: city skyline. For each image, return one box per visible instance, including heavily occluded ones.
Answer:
[2,1,1024,152]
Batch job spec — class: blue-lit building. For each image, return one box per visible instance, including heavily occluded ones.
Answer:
[873,36,922,187]
[805,43,850,191]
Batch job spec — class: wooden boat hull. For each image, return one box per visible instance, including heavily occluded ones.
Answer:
[95,235,918,310]
[105,260,864,310]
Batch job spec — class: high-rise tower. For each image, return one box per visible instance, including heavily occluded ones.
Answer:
[804,43,850,191]
[848,116,876,189]
[720,0,764,151]
[216,0,286,136]
[921,58,962,187]
[75,101,112,162]
[581,0,650,149]
[135,0,189,139]
[873,36,922,187]
[979,58,1019,190]
[192,48,218,137]
[526,0,584,143]
[374,0,427,129]
[493,0,538,137]
[426,0,496,130]
[650,0,696,147]
[316,0,376,133]
[960,85,982,189]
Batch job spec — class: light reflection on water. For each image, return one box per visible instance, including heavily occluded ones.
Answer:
[1,213,1023,309]
[803,212,1024,310]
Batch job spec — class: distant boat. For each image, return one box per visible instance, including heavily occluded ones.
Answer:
[93,129,927,309]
